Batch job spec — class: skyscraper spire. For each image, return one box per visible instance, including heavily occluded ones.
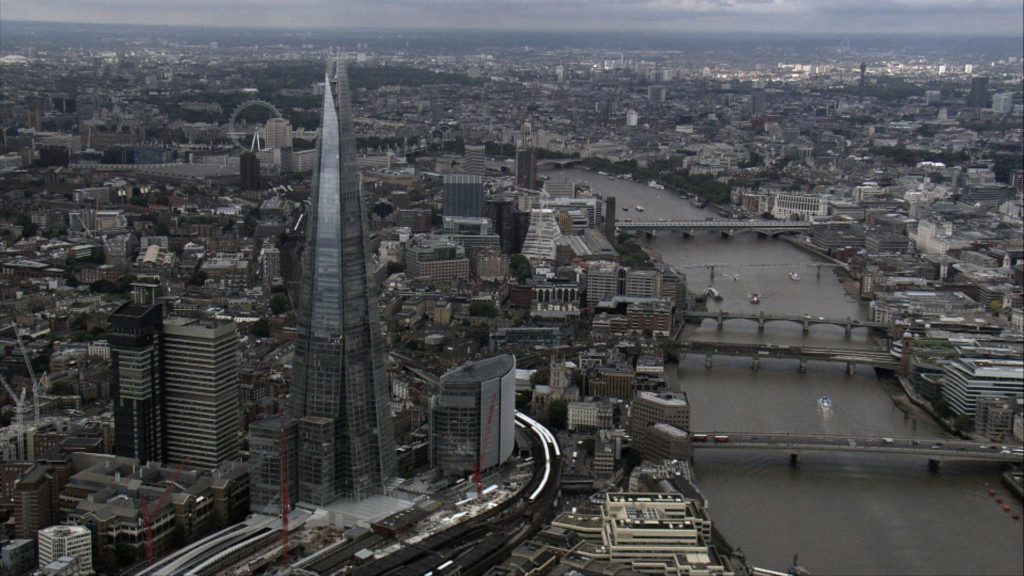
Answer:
[289,61,396,503]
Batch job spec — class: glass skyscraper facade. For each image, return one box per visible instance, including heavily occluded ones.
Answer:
[288,61,397,503]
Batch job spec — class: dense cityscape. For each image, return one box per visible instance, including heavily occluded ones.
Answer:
[0,15,1022,576]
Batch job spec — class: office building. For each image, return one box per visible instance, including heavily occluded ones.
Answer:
[629,391,690,462]
[992,92,1015,113]
[246,415,298,515]
[443,174,485,218]
[37,526,93,576]
[749,88,766,115]
[432,355,516,477]
[405,236,471,283]
[162,317,240,470]
[1,539,36,576]
[968,76,990,108]
[770,193,828,220]
[941,358,1023,416]
[264,117,293,150]
[13,464,57,540]
[975,396,1019,441]
[108,284,164,464]
[515,122,537,189]
[486,196,530,255]
[261,244,281,286]
[520,209,563,264]
[648,85,667,103]
[288,61,396,503]
[626,110,638,127]
[543,179,575,198]
[463,144,485,176]
[240,151,260,190]
[604,196,616,241]
[567,399,614,432]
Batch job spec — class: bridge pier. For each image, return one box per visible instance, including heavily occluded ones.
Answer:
[751,356,760,371]
[802,315,810,335]
[790,453,801,468]
[816,264,822,280]
[844,318,853,338]
[846,362,855,376]
[705,353,713,369]
[716,309,724,330]
[928,458,943,473]
[720,229,734,239]
[757,311,765,333]
[709,265,715,283]
[798,359,807,374]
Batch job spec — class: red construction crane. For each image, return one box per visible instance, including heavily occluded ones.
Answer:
[139,459,189,566]
[279,406,290,561]
[473,386,501,500]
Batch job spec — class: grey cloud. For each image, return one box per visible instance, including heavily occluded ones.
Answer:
[2,0,1021,34]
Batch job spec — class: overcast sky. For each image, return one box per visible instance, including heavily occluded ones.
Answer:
[4,0,1023,35]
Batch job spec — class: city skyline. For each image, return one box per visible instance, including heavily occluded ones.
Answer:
[3,0,1023,35]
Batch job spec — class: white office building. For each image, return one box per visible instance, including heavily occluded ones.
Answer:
[942,357,1024,416]
[520,209,563,265]
[38,525,93,575]
[770,193,828,220]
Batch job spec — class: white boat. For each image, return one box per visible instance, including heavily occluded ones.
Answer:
[819,396,832,410]
[749,293,760,305]
[789,272,801,281]
[704,286,723,301]
[648,180,665,190]
[636,205,645,212]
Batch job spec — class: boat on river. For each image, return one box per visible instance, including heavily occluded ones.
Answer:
[749,293,760,305]
[789,272,801,281]
[704,286,723,301]
[819,396,832,411]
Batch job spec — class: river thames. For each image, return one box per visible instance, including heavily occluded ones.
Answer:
[544,167,1024,575]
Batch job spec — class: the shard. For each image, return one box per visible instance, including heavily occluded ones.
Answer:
[289,61,396,503]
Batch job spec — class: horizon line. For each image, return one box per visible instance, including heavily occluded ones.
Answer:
[2,18,1022,39]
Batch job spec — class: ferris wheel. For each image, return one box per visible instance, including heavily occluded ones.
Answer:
[227,99,283,150]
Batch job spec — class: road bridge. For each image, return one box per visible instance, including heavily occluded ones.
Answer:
[670,340,900,373]
[536,158,584,168]
[682,310,887,337]
[691,432,1023,471]
[617,219,828,237]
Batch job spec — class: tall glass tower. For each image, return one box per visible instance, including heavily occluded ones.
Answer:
[289,61,396,503]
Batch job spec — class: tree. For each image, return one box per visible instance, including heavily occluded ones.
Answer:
[546,398,568,430]
[515,390,533,412]
[468,301,498,318]
[510,254,532,282]
[954,414,975,433]
[270,294,291,315]
[114,542,136,567]
[530,368,549,386]
[989,300,1003,316]
[932,396,954,419]
[373,200,394,221]
[251,317,270,338]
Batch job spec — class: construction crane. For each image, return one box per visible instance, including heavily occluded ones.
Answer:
[6,323,40,424]
[473,386,501,500]
[139,459,189,566]
[279,405,290,561]
[1,374,28,460]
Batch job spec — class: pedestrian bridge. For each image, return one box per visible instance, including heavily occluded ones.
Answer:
[682,310,887,337]
[691,432,1023,469]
